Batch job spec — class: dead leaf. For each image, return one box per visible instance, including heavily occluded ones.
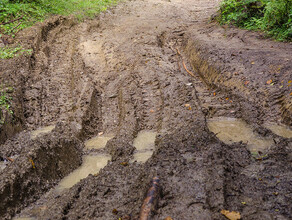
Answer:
[290,92,292,96]
[251,61,255,65]
[98,132,104,136]
[150,109,155,113]
[185,104,190,107]
[221,210,241,220]
[29,158,35,169]
[120,162,128,166]
[266,79,273,85]
[225,97,229,101]
[244,81,249,85]
[164,217,173,220]
[288,80,292,84]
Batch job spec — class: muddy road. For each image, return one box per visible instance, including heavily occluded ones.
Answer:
[0,0,292,219]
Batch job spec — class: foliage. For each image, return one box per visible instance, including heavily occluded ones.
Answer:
[0,44,32,58]
[0,89,13,124]
[0,0,119,36]
[218,0,292,41]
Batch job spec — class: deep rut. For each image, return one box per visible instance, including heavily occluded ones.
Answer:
[0,0,292,219]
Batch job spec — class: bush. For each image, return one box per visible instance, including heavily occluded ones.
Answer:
[218,0,292,41]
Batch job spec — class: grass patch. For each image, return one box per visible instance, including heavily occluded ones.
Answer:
[217,0,292,41]
[0,0,120,58]
[0,0,119,35]
[0,44,32,58]
[0,88,13,124]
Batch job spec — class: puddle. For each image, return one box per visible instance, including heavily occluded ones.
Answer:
[85,134,114,150]
[56,154,111,191]
[31,125,55,140]
[131,131,157,163]
[263,122,292,138]
[207,117,274,152]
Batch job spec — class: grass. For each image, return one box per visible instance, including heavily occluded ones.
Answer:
[217,0,292,41]
[0,44,32,58]
[0,0,120,58]
[0,88,13,124]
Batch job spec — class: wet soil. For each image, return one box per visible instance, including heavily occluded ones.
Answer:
[0,0,292,219]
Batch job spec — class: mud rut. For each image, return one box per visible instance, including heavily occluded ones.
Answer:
[0,0,292,219]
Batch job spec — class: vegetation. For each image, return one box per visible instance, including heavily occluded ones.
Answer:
[218,0,292,41]
[0,0,119,58]
[0,45,32,58]
[0,88,13,124]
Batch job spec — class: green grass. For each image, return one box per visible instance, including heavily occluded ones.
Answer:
[217,0,292,41]
[0,0,119,58]
[0,44,32,58]
[0,88,13,124]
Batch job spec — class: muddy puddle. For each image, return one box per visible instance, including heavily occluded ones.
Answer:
[85,134,114,149]
[56,154,111,191]
[57,135,113,191]
[207,117,274,152]
[263,122,292,138]
[30,125,55,140]
[130,131,157,163]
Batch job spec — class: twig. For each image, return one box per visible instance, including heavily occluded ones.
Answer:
[0,15,24,26]
[10,22,22,33]
[6,157,14,162]
[175,48,196,77]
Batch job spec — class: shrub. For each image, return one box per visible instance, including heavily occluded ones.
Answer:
[218,0,292,41]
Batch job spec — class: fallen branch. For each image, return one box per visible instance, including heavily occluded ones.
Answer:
[0,15,24,26]
[139,176,160,220]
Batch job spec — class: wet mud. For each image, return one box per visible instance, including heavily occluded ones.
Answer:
[0,0,292,219]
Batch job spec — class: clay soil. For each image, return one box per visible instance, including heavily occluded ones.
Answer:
[0,0,292,219]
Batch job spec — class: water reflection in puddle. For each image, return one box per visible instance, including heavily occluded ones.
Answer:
[131,131,157,163]
[56,154,111,191]
[85,134,114,150]
[31,125,55,140]
[207,117,273,152]
[263,122,292,138]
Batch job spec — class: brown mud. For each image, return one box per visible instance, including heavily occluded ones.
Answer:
[0,0,291,219]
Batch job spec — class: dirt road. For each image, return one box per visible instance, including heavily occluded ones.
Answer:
[0,0,292,219]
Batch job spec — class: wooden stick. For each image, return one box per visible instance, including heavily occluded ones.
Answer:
[0,15,24,26]
[139,177,160,220]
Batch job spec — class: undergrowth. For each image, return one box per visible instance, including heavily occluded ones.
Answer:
[0,88,13,124]
[0,44,32,58]
[218,0,292,41]
[0,0,119,58]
